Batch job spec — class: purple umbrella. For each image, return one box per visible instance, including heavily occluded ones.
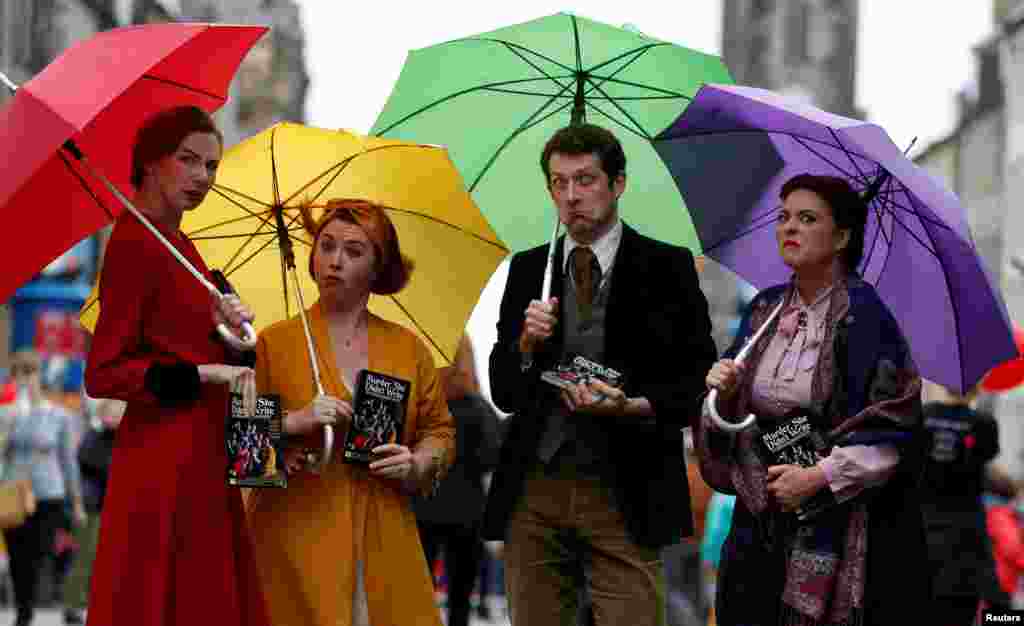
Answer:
[655,83,1015,423]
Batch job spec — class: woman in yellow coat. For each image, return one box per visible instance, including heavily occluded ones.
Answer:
[246,198,455,626]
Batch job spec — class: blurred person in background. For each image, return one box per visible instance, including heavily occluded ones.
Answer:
[1,349,84,626]
[60,396,124,625]
[701,491,736,626]
[920,382,1009,623]
[414,335,502,626]
[988,490,1024,610]
[662,433,713,626]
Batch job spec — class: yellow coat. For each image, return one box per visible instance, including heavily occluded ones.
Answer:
[246,300,454,626]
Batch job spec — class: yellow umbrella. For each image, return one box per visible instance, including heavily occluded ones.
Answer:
[82,122,508,367]
[80,123,509,468]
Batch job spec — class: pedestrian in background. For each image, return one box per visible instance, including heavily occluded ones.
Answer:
[61,396,124,625]
[414,334,501,626]
[920,382,1009,623]
[1,349,84,626]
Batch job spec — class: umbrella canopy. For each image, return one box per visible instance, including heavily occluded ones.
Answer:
[370,11,732,253]
[82,123,509,367]
[0,23,268,301]
[654,83,1016,394]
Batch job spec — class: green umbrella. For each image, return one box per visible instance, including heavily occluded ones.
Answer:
[371,12,733,258]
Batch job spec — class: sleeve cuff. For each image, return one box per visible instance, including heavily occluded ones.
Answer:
[144,362,201,408]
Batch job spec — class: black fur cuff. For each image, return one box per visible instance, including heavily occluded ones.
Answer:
[144,362,201,408]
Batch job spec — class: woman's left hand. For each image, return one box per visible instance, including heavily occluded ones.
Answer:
[212,294,255,335]
[369,444,418,482]
[766,464,828,512]
[561,378,628,416]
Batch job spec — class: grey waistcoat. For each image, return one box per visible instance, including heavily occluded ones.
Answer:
[535,267,614,472]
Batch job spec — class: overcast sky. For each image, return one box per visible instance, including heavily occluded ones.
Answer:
[295,0,995,396]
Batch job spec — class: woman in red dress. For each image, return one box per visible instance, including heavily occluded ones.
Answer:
[84,106,268,626]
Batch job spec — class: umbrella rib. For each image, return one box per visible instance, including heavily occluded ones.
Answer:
[281,249,291,319]
[57,150,115,221]
[382,206,509,252]
[571,14,583,74]
[466,37,576,73]
[826,128,873,189]
[195,194,281,271]
[867,181,898,277]
[878,201,941,259]
[861,180,896,272]
[659,127,875,162]
[702,205,781,253]
[282,144,423,208]
[271,125,283,207]
[583,75,654,139]
[469,81,577,192]
[479,87,577,97]
[495,42,574,93]
[221,217,278,272]
[586,42,672,75]
[587,75,692,100]
[481,86,682,101]
[585,99,654,141]
[221,210,307,276]
[221,231,281,278]
[788,135,866,184]
[209,184,275,212]
[870,190,953,232]
[387,294,452,366]
[373,76,576,136]
[141,74,225,103]
[581,45,659,101]
[857,203,886,276]
[185,189,272,242]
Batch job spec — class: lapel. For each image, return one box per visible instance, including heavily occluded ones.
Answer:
[602,223,640,365]
[549,235,567,354]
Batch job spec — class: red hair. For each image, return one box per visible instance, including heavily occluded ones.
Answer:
[300,198,413,295]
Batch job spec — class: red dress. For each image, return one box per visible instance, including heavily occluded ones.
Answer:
[84,214,268,626]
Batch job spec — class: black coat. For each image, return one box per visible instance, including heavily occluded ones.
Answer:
[482,223,717,549]
[413,394,502,526]
[920,402,1007,602]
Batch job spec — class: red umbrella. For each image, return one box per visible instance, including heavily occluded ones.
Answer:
[0,23,267,346]
[980,324,1024,393]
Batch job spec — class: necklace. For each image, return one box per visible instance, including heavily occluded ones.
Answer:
[331,316,366,350]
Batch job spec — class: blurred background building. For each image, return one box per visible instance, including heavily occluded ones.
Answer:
[914,0,1024,477]
[0,0,308,395]
[705,0,862,352]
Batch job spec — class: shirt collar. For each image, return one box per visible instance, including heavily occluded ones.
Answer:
[563,218,623,277]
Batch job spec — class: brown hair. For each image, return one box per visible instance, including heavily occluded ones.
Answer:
[780,174,868,273]
[540,123,627,187]
[131,105,222,189]
[300,198,414,295]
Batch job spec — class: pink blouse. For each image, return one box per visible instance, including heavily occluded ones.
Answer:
[746,285,900,500]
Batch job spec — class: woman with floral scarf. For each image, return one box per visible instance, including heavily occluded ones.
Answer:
[698,174,930,626]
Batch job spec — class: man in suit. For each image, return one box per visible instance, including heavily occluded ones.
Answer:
[482,123,717,626]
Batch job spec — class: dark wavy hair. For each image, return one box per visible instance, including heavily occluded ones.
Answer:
[540,123,627,187]
[130,106,222,190]
[780,174,869,273]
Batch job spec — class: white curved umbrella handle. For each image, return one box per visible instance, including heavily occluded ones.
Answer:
[706,388,757,432]
[216,321,258,351]
[707,298,786,433]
